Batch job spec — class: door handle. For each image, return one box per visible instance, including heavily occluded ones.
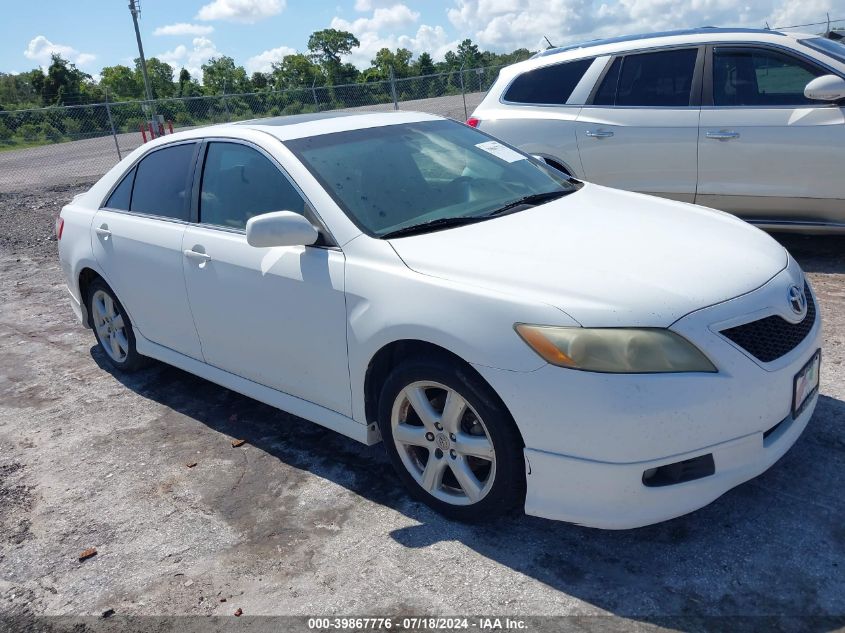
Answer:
[183,249,211,263]
[586,129,614,138]
[95,225,111,238]
[706,130,740,140]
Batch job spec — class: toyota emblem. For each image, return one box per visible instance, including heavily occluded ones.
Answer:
[788,285,806,316]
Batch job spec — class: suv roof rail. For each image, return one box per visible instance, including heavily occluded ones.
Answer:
[532,27,785,58]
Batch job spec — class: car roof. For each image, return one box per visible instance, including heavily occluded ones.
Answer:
[533,27,788,58]
[222,110,442,141]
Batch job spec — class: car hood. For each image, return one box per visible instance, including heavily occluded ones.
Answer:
[388,184,788,327]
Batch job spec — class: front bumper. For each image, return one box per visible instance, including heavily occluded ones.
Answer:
[522,391,816,529]
[472,257,821,528]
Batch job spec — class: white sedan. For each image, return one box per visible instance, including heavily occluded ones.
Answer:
[57,111,821,529]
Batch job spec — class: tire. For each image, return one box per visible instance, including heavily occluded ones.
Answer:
[87,279,147,372]
[378,356,525,521]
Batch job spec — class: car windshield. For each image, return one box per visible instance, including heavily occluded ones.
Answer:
[285,120,577,237]
[800,37,845,65]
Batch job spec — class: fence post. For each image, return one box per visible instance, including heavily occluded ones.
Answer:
[389,66,399,111]
[104,89,122,161]
[459,63,468,121]
[222,81,231,121]
[311,77,320,112]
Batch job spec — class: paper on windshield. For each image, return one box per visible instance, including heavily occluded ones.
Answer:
[475,140,526,163]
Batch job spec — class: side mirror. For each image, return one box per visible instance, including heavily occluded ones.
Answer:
[804,74,845,102]
[246,211,319,248]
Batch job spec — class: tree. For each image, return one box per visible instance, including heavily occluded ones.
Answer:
[100,65,142,99]
[370,48,413,80]
[307,28,359,84]
[413,52,436,77]
[456,39,482,68]
[270,53,323,90]
[177,68,191,96]
[41,54,90,105]
[251,72,268,91]
[135,57,176,99]
[201,56,250,95]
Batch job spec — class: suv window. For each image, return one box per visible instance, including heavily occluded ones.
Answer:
[593,48,698,106]
[104,167,135,210]
[199,142,306,230]
[503,58,593,105]
[713,47,826,106]
[130,143,196,220]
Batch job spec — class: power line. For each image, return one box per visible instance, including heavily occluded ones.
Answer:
[773,16,845,30]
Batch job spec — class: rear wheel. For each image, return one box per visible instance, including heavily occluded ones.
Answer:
[88,279,146,372]
[378,357,525,521]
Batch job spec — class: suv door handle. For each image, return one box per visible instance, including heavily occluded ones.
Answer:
[95,225,111,238]
[183,249,211,263]
[706,130,740,140]
[586,129,614,138]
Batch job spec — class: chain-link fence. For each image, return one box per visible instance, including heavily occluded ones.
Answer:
[0,65,504,193]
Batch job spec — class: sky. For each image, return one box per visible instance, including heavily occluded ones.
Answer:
[2,0,844,79]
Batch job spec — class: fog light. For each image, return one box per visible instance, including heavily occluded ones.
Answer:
[642,454,715,487]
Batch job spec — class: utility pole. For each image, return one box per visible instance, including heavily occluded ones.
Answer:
[128,0,154,105]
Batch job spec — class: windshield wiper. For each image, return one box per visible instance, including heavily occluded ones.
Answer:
[485,189,571,217]
[380,216,487,239]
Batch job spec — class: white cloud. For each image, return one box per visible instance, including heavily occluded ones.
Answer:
[157,37,221,82]
[196,0,285,23]
[153,23,215,36]
[330,3,457,68]
[354,0,399,10]
[246,45,297,73]
[23,35,96,68]
[445,0,839,52]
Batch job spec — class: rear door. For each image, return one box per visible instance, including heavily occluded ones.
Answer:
[575,47,703,202]
[697,45,845,226]
[181,140,351,416]
[91,141,204,360]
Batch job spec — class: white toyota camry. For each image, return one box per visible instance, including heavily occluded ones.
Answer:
[57,111,821,529]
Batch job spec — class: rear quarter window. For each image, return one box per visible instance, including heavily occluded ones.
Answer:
[503,58,593,105]
[130,143,197,220]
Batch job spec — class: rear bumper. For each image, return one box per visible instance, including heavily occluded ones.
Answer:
[523,391,816,529]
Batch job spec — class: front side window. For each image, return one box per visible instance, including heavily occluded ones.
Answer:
[593,48,698,106]
[713,47,826,106]
[503,58,593,105]
[199,142,306,229]
[286,120,576,237]
[130,143,196,220]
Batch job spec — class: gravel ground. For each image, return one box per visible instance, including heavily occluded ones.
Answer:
[0,183,844,630]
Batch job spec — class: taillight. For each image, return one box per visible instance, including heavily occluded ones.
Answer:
[55,216,64,241]
[466,117,480,127]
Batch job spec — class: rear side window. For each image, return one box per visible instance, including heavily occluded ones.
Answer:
[104,168,135,210]
[130,143,197,220]
[199,142,306,230]
[594,49,698,106]
[713,47,826,106]
[503,58,593,105]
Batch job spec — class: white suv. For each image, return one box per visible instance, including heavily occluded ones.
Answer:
[471,28,845,233]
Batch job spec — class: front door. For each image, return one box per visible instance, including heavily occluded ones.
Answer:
[697,45,845,225]
[91,141,204,360]
[181,140,351,416]
[575,47,703,202]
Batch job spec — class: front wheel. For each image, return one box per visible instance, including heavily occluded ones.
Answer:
[378,357,525,521]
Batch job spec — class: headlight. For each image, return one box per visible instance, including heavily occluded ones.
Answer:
[515,324,716,373]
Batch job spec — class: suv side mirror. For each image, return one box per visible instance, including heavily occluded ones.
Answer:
[246,211,319,248]
[804,74,845,102]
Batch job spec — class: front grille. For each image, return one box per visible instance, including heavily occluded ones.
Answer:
[720,282,816,363]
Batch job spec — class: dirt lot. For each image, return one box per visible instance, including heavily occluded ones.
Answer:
[1,183,844,629]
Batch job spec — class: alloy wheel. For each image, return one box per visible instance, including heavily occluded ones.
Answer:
[390,381,496,506]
